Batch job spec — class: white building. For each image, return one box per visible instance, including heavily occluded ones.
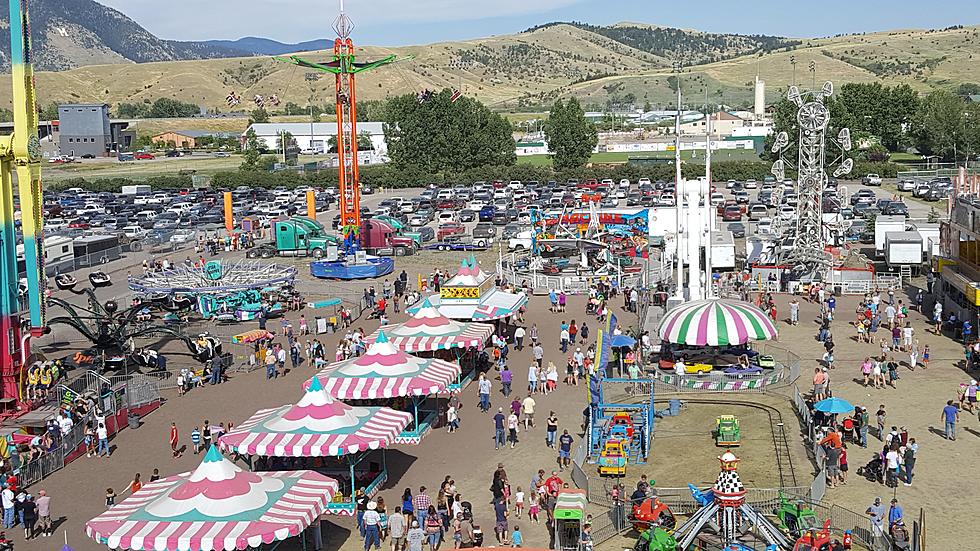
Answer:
[243,122,387,155]
[678,111,748,136]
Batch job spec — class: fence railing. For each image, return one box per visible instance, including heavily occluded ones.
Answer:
[14,446,65,488]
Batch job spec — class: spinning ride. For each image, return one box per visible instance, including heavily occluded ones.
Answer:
[49,273,222,371]
[128,259,297,322]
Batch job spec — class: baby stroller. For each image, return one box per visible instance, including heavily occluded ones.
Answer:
[855,454,884,484]
[890,521,911,550]
[460,502,484,547]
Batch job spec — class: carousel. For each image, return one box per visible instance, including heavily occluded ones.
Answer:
[218,377,412,515]
[128,259,297,322]
[654,298,784,390]
[365,298,493,390]
[85,446,339,550]
[408,256,527,322]
[304,331,462,443]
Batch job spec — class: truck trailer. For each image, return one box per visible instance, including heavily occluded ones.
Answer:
[874,215,907,257]
[884,231,923,270]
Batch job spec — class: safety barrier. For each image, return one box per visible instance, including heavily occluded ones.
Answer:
[14,447,65,489]
[650,343,801,393]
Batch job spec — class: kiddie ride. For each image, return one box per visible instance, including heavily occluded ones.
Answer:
[310,219,415,280]
[715,415,741,447]
[593,408,652,475]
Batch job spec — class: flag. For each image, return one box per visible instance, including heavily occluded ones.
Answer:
[450,89,462,102]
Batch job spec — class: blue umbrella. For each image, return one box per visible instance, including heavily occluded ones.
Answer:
[813,397,854,414]
[610,334,636,348]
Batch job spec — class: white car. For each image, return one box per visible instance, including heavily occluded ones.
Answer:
[437,211,457,223]
[744,179,758,189]
[757,217,775,234]
[897,179,916,192]
[637,178,651,186]
[169,229,196,244]
[726,180,738,189]
[778,205,796,221]
[710,193,725,207]
[122,225,146,239]
[619,179,631,188]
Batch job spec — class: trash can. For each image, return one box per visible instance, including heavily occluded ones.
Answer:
[127,412,140,429]
[835,285,843,297]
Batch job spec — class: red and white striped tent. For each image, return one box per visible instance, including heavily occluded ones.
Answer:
[85,446,338,551]
[218,377,412,457]
[306,331,462,399]
[367,298,493,352]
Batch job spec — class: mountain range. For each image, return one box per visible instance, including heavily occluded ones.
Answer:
[0,0,977,113]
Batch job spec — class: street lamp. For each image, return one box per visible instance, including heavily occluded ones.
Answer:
[790,55,797,86]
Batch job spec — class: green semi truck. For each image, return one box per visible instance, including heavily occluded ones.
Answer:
[247,216,339,259]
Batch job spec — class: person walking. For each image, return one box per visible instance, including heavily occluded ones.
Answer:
[514,326,525,350]
[500,365,512,397]
[521,394,535,431]
[190,426,201,454]
[389,506,406,551]
[493,407,506,450]
[169,422,181,458]
[546,412,558,448]
[34,490,50,538]
[875,405,886,441]
[903,438,917,486]
[942,400,959,440]
[363,501,382,551]
[478,374,492,413]
[558,429,573,470]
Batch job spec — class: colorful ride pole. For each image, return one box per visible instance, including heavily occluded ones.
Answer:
[275,0,403,253]
[1,0,47,402]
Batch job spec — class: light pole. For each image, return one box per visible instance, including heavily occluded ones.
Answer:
[809,60,816,90]
[790,55,797,86]
[672,61,684,299]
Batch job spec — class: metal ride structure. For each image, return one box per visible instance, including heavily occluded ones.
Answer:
[275,0,403,253]
[770,81,853,279]
[50,273,223,372]
[1,0,47,402]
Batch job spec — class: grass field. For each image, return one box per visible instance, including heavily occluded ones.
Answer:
[517,148,760,166]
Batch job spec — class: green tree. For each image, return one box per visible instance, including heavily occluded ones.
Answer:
[914,90,966,161]
[39,102,60,121]
[282,102,305,116]
[276,131,296,152]
[326,132,374,153]
[240,128,263,171]
[956,83,980,97]
[643,101,652,112]
[249,108,271,125]
[861,213,876,244]
[147,98,200,118]
[356,99,388,122]
[927,207,940,223]
[826,83,917,151]
[544,98,598,170]
[383,89,515,172]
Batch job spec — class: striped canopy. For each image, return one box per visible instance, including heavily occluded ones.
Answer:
[85,446,338,551]
[218,378,412,457]
[305,331,462,399]
[367,299,493,352]
[657,298,777,347]
[231,329,274,344]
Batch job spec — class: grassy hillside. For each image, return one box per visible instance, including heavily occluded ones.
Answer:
[9,23,980,113]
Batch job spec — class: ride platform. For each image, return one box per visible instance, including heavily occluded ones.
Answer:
[310,257,394,280]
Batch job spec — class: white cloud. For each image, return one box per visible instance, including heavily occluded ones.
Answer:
[98,0,583,41]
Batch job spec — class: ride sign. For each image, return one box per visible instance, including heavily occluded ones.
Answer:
[440,286,480,299]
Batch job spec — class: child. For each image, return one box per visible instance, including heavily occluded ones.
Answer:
[528,490,540,523]
[839,444,849,485]
[511,525,523,548]
[105,488,117,509]
[922,344,930,369]
[822,350,834,370]
[514,487,525,519]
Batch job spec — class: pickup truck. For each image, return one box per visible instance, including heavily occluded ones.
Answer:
[862,173,882,186]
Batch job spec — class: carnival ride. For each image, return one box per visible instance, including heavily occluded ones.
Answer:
[672,452,794,550]
[775,493,817,538]
[715,415,742,447]
[127,259,297,322]
[49,272,222,371]
[630,496,676,533]
[0,0,47,404]
[275,1,405,267]
[407,256,527,322]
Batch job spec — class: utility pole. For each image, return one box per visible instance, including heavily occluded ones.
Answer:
[673,62,684,299]
[704,87,713,298]
[809,60,816,90]
[790,55,797,86]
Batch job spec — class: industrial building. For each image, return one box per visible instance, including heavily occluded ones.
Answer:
[57,103,135,157]
[242,122,387,155]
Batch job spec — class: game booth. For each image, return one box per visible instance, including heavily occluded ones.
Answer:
[85,446,339,551]
[365,298,493,391]
[409,256,528,323]
[218,378,412,516]
[304,331,462,444]
[654,298,784,390]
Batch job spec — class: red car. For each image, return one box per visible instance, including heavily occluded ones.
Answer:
[68,220,90,229]
[437,222,466,241]
[436,199,459,210]
[577,179,600,191]
[722,205,742,221]
[134,152,155,160]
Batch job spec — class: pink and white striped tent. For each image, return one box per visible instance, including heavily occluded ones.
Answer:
[218,377,413,457]
[85,446,338,551]
[306,331,462,399]
[365,299,493,352]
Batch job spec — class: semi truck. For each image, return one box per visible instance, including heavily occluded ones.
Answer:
[360,218,417,257]
[248,216,340,258]
[710,230,736,271]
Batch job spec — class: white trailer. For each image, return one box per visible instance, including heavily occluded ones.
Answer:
[710,230,736,270]
[874,215,906,257]
[884,231,923,270]
[910,222,940,259]
[121,184,151,196]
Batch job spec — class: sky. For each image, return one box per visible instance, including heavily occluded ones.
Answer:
[99,0,980,45]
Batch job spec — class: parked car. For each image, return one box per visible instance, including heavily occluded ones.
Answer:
[458,209,477,222]
[728,222,746,238]
[723,205,742,221]
[862,173,882,186]
[472,223,496,239]
[882,202,908,216]
[169,229,196,244]
[897,179,916,192]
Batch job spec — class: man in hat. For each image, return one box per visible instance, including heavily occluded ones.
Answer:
[866,497,885,542]
[406,520,425,551]
[362,501,382,550]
